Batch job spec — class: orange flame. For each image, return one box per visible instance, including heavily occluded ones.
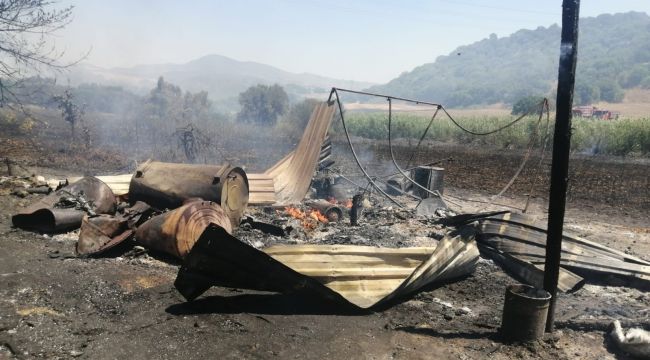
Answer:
[343,199,353,209]
[285,207,305,219]
[309,209,329,223]
[285,206,328,231]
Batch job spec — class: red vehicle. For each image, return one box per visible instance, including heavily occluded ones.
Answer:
[572,106,619,120]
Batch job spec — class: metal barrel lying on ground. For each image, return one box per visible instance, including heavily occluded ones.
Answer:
[135,200,233,259]
[12,176,116,233]
[129,160,249,228]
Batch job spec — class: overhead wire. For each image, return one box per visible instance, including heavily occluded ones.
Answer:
[330,88,404,208]
[486,99,550,205]
[385,97,450,207]
[330,87,551,212]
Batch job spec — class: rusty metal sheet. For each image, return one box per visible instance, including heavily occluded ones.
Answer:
[174,225,479,310]
[12,177,116,233]
[246,102,336,206]
[481,212,650,266]
[247,174,276,206]
[76,201,155,256]
[465,212,650,287]
[76,215,131,256]
[129,161,249,228]
[479,246,584,293]
[135,200,232,259]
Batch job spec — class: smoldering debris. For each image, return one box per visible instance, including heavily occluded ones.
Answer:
[12,176,116,233]
[6,98,650,334]
[174,225,479,310]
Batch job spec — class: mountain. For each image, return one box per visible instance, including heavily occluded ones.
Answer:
[367,12,650,107]
[64,54,374,104]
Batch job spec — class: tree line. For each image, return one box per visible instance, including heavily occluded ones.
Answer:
[369,12,650,107]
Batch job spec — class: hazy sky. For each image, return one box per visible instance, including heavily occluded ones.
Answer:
[57,0,650,83]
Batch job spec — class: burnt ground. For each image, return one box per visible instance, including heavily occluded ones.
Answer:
[1,140,649,359]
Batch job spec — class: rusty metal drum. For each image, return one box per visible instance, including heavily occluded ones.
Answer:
[135,200,232,259]
[128,160,249,228]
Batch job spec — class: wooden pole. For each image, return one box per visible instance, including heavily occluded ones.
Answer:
[544,0,581,333]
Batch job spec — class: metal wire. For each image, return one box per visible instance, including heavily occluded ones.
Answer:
[490,99,550,201]
[330,87,551,212]
[386,98,449,207]
[405,106,441,169]
[440,99,546,136]
[330,88,404,208]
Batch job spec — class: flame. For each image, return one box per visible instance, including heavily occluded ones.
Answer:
[309,209,329,223]
[343,199,353,209]
[285,206,327,231]
[285,207,305,219]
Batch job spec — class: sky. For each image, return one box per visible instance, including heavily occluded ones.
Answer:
[55,0,650,83]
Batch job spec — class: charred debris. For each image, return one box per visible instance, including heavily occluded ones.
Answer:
[5,94,650,335]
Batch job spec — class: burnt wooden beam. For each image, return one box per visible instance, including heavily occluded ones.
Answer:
[544,0,581,333]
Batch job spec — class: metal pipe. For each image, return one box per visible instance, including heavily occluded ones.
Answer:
[330,87,442,107]
[543,0,581,333]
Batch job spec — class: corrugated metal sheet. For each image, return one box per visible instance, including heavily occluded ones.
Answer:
[257,101,336,205]
[175,224,479,309]
[464,212,650,289]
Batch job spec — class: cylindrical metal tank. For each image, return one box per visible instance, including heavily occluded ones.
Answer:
[129,160,249,228]
[135,200,233,259]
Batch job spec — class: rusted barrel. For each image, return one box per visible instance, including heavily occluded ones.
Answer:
[12,176,116,233]
[129,160,249,228]
[135,200,232,259]
[501,284,551,342]
[411,166,444,198]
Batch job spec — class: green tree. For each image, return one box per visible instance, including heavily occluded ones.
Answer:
[237,84,288,125]
[511,95,545,115]
[598,82,625,103]
[574,83,600,105]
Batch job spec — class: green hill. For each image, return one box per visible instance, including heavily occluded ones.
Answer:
[367,12,650,107]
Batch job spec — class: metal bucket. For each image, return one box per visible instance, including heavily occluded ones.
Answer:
[501,284,551,342]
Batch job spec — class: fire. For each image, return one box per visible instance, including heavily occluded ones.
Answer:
[285,207,305,219]
[309,209,329,223]
[343,199,353,209]
[285,206,328,230]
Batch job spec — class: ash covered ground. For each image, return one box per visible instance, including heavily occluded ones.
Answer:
[0,141,649,359]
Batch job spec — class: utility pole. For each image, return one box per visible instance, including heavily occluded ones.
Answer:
[543,0,581,333]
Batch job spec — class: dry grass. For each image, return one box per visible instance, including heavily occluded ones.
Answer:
[593,88,650,118]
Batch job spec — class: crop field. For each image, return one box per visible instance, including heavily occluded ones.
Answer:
[332,111,650,156]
